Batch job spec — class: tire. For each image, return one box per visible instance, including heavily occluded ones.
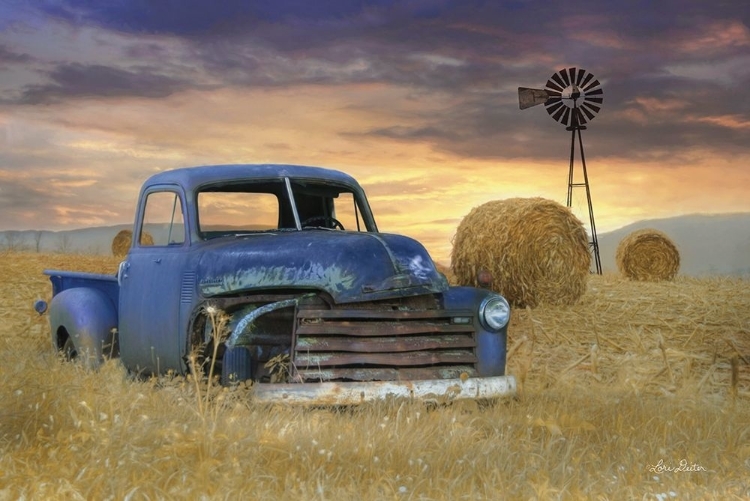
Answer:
[221,346,253,386]
[61,336,78,361]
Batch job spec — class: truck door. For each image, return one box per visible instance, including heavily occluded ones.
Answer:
[118,187,188,375]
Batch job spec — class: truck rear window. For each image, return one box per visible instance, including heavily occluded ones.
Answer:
[196,178,372,238]
[198,191,280,236]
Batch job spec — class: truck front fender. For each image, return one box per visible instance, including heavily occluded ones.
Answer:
[441,286,510,377]
[49,288,118,369]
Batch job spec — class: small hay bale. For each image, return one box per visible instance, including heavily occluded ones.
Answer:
[616,228,680,281]
[111,230,132,257]
[451,197,591,308]
[111,229,154,257]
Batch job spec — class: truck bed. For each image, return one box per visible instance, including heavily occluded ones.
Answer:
[44,269,119,307]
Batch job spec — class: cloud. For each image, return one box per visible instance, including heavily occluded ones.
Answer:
[0,44,32,64]
[672,20,750,56]
[33,0,260,37]
[0,176,46,215]
[359,125,463,142]
[11,62,195,104]
[52,204,120,226]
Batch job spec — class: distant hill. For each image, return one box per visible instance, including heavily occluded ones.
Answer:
[0,224,168,256]
[2,212,749,277]
[597,213,750,277]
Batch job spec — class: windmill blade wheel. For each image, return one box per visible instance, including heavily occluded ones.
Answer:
[542,67,603,127]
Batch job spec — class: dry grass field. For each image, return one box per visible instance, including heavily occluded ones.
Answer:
[1,251,749,500]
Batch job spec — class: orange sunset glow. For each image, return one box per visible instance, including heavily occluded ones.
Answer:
[1,2,749,265]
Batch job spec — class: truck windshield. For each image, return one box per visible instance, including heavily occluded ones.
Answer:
[196,178,371,239]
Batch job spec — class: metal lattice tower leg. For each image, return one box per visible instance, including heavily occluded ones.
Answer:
[566,104,602,275]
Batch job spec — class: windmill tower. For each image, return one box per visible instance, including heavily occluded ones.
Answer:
[518,67,604,274]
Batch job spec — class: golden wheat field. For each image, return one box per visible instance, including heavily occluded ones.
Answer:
[1,251,749,500]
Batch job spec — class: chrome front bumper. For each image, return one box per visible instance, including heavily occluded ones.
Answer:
[252,375,517,405]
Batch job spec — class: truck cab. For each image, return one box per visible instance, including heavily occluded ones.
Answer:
[44,164,516,404]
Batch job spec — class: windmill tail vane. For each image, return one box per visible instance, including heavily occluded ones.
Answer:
[517,87,549,110]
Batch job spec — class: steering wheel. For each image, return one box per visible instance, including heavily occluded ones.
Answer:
[301,216,345,230]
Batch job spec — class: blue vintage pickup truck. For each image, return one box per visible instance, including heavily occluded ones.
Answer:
[39,164,515,404]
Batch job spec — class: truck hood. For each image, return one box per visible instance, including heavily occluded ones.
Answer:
[196,231,448,303]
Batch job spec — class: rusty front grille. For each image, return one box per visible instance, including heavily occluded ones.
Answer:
[292,304,477,382]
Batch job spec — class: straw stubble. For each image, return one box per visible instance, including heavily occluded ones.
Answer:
[2,252,749,499]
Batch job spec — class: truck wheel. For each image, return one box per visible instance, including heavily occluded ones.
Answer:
[61,336,78,360]
[187,313,220,378]
[221,346,253,386]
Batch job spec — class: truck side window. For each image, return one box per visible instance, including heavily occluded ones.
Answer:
[141,191,186,246]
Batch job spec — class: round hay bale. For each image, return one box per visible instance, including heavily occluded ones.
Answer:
[451,197,591,308]
[111,230,132,257]
[616,228,679,281]
[111,229,154,257]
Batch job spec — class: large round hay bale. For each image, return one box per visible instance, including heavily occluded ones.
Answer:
[616,229,679,281]
[111,229,154,256]
[451,197,591,308]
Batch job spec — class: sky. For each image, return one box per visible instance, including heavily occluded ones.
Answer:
[1,0,749,264]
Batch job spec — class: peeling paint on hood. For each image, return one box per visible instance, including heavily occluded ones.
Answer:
[196,230,448,303]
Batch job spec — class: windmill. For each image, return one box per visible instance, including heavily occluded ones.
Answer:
[518,67,604,274]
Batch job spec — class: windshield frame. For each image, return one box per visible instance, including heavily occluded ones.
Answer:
[193,176,378,240]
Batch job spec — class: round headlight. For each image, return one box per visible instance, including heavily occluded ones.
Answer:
[479,295,510,331]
